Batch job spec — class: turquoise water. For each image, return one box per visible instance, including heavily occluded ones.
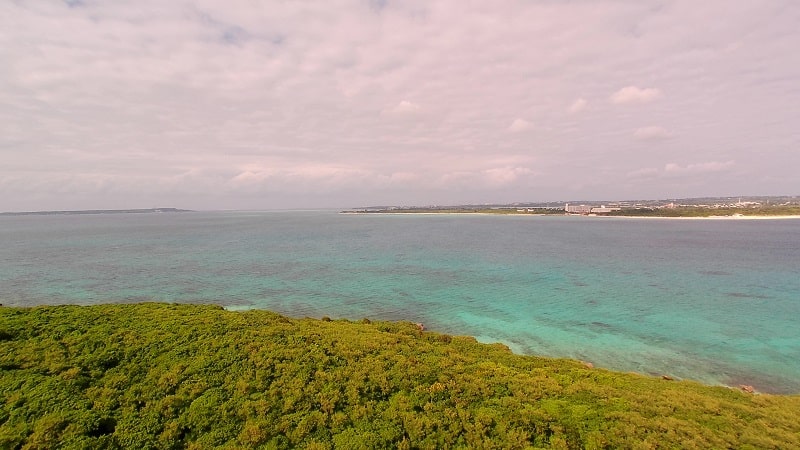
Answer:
[1,211,799,393]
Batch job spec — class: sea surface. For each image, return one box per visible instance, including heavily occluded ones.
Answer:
[1,210,799,394]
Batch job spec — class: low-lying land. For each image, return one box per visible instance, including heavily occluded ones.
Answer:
[342,205,800,218]
[0,208,191,216]
[607,205,800,218]
[1,303,799,449]
[342,207,566,215]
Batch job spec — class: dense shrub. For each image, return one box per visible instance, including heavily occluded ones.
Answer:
[1,303,798,448]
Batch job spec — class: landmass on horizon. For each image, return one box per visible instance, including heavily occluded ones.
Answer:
[343,195,800,217]
[2,196,799,217]
[0,208,192,216]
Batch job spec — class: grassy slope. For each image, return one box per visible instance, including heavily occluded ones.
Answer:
[1,303,798,449]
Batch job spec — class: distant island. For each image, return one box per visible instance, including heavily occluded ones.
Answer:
[342,195,800,218]
[0,208,192,216]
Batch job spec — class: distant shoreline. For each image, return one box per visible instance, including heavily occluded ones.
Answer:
[597,214,800,220]
[341,196,800,218]
[0,208,192,216]
[341,211,800,220]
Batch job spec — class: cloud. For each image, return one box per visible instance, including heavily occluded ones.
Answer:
[507,118,531,133]
[436,166,537,190]
[626,161,736,180]
[663,161,736,178]
[226,164,397,196]
[626,167,660,179]
[568,98,587,114]
[384,100,420,115]
[0,1,797,210]
[634,126,671,141]
[483,167,537,187]
[610,86,662,104]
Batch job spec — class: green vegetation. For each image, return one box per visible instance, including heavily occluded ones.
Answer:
[608,205,800,218]
[1,303,799,449]
[343,205,800,217]
[343,208,566,215]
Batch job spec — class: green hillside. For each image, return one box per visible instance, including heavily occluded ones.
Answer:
[1,303,798,449]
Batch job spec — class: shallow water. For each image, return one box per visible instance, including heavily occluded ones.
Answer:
[1,211,799,393]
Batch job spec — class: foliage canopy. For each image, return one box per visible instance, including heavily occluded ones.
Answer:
[1,303,798,449]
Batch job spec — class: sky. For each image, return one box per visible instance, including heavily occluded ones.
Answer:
[1,0,799,211]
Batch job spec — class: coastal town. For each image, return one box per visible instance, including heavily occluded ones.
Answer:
[342,195,800,217]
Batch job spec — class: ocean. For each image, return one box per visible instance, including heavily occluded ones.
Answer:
[1,210,799,394]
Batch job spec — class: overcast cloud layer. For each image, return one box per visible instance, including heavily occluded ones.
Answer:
[2,0,799,211]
